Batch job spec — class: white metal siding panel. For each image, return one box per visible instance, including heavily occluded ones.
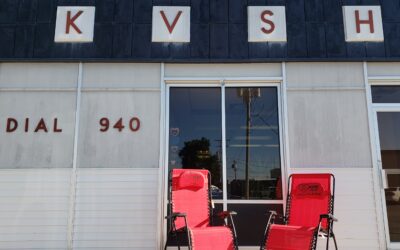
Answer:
[0,169,71,249]
[82,63,161,89]
[287,89,372,168]
[0,63,79,89]
[286,62,364,88]
[367,62,400,77]
[73,168,158,249]
[290,168,380,250]
[164,63,282,78]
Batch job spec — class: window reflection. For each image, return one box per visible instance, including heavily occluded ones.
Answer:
[226,87,281,200]
[168,88,223,198]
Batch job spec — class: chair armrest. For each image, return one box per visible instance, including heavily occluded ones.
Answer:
[320,213,338,222]
[217,211,237,219]
[165,212,187,220]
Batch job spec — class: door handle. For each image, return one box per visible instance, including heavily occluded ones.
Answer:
[381,169,388,189]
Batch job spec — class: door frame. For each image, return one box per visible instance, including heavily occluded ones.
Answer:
[161,78,289,248]
[372,104,400,250]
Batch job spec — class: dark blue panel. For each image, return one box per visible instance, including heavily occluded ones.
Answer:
[366,42,386,58]
[81,24,114,58]
[113,24,132,58]
[172,0,190,5]
[325,23,346,57]
[190,24,209,58]
[95,0,115,23]
[286,0,305,23]
[229,24,248,59]
[57,0,77,6]
[267,0,285,5]
[151,43,170,58]
[18,0,38,23]
[247,0,266,5]
[306,23,326,57]
[115,0,134,23]
[323,0,342,23]
[33,23,54,58]
[305,0,324,22]
[78,0,95,5]
[0,26,15,57]
[249,42,269,58]
[0,0,20,24]
[381,0,400,22]
[37,0,56,23]
[210,24,229,58]
[170,43,190,58]
[360,0,380,5]
[15,25,35,57]
[153,0,171,5]
[346,43,366,58]
[268,42,287,58]
[287,23,307,58]
[342,0,360,4]
[210,0,228,23]
[191,0,209,23]
[134,0,152,23]
[229,0,247,23]
[384,23,400,57]
[132,24,151,58]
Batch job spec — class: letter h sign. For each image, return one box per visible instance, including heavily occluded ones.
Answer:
[55,7,95,43]
[343,6,384,42]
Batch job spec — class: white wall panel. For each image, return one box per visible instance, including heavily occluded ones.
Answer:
[287,90,372,168]
[290,168,379,250]
[0,63,79,88]
[165,63,282,78]
[77,91,160,168]
[0,169,70,249]
[0,91,76,168]
[82,63,161,89]
[286,62,364,88]
[73,168,158,249]
[367,62,400,77]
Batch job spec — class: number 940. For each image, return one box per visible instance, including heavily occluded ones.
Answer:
[99,117,140,132]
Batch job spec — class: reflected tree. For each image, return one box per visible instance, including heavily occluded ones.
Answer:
[179,137,222,188]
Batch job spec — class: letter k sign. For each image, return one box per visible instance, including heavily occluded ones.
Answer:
[55,7,95,43]
[152,6,190,43]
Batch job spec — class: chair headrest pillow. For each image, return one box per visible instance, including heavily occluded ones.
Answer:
[178,171,206,190]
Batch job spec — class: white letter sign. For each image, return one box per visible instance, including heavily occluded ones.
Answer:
[248,6,286,42]
[54,6,95,43]
[343,6,384,42]
[152,6,190,43]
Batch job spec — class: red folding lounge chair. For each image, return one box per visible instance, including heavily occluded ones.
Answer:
[165,169,238,250]
[261,174,338,250]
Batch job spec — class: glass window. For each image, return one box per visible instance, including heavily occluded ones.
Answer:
[225,87,281,200]
[168,88,223,197]
[372,86,400,103]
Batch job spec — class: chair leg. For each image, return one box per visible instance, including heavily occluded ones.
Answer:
[332,233,338,250]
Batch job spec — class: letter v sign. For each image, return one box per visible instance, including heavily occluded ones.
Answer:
[152,6,190,42]
[160,10,182,34]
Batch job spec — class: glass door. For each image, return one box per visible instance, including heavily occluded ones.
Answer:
[375,111,400,245]
[371,85,400,248]
[166,84,284,246]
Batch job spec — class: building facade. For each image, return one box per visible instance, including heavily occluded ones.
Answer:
[0,0,399,249]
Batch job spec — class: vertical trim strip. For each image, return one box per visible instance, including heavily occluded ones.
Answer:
[67,62,83,250]
[221,81,228,211]
[158,63,165,249]
[281,62,289,212]
[363,61,387,250]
